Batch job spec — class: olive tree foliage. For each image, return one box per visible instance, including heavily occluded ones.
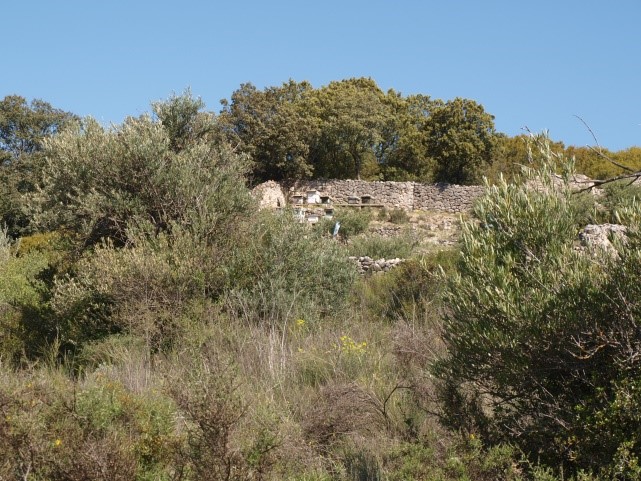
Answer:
[0,95,78,237]
[29,92,252,248]
[51,222,225,351]
[433,135,641,475]
[22,92,254,351]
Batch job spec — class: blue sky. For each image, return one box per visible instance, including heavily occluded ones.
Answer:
[3,0,640,150]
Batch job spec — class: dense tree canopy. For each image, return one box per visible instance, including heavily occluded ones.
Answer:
[219,80,318,181]
[308,78,390,179]
[0,95,77,163]
[569,145,641,180]
[426,98,497,184]
[219,78,499,184]
[375,92,434,180]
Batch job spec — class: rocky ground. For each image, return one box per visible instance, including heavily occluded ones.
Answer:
[367,209,465,251]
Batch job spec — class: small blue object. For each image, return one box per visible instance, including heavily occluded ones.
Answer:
[333,221,341,237]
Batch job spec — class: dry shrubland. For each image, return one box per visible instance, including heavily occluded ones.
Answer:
[2,94,640,480]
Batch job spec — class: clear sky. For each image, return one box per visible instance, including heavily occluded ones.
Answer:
[3,0,640,151]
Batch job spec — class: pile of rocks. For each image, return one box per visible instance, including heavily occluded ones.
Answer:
[422,219,454,231]
[348,256,404,274]
[371,226,403,237]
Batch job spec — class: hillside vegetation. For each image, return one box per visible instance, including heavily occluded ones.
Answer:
[1,89,641,480]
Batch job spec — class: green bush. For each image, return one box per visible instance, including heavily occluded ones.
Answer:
[0,364,178,481]
[569,190,604,226]
[347,232,417,260]
[376,207,410,224]
[224,211,357,325]
[388,208,410,224]
[28,92,252,249]
[433,136,641,475]
[332,208,372,238]
[568,181,641,227]
[600,180,641,222]
[353,249,458,322]
[51,222,223,352]
[0,228,73,360]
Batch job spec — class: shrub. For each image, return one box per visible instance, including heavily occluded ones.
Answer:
[0,364,177,481]
[166,351,250,481]
[432,135,641,475]
[354,249,458,322]
[388,208,410,224]
[0,228,66,360]
[303,382,386,450]
[224,211,357,325]
[347,232,417,260]
[28,92,252,249]
[600,180,641,222]
[51,222,222,352]
[332,208,372,239]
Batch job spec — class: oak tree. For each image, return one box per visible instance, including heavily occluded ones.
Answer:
[426,97,497,184]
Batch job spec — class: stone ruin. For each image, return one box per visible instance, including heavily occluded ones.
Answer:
[251,177,632,273]
[252,179,486,217]
[252,173,616,219]
[251,180,286,210]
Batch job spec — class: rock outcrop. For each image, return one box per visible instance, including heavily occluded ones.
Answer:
[578,223,627,254]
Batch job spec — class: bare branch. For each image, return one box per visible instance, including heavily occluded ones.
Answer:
[574,171,641,193]
[575,115,636,173]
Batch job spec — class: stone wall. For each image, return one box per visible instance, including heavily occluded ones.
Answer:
[412,183,485,213]
[290,179,416,210]
[254,179,485,213]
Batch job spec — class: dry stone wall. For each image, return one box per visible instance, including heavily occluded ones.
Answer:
[254,179,485,213]
[412,183,485,212]
[290,179,416,210]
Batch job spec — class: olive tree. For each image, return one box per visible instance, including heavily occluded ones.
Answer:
[0,95,77,237]
[29,92,251,248]
[433,136,641,476]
